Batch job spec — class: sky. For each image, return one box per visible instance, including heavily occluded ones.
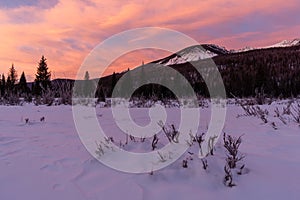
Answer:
[0,0,300,81]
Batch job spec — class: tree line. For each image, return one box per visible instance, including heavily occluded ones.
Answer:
[0,55,51,104]
[1,45,300,105]
[95,45,300,101]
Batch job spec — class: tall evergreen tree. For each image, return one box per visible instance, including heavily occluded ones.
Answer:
[110,72,117,97]
[6,64,18,94]
[1,74,5,97]
[35,55,51,94]
[83,71,93,97]
[6,76,12,94]
[18,71,29,95]
[95,85,105,102]
[120,69,133,98]
[0,75,1,98]
[8,63,17,85]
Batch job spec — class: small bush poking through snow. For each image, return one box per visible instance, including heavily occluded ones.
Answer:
[158,121,180,143]
[224,165,236,187]
[223,133,245,169]
[208,135,218,156]
[201,158,208,170]
[196,133,205,156]
[290,102,300,124]
[239,101,268,123]
[182,159,188,168]
[151,134,159,150]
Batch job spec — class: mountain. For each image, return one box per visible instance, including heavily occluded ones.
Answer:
[233,46,255,53]
[263,38,300,48]
[152,44,229,66]
[24,40,300,100]
[235,39,300,53]
[142,39,300,66]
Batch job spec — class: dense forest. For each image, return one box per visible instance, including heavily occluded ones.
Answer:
[0,45,300,105]
[96,45,300,100]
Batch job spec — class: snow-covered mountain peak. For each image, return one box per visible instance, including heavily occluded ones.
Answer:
[234,46,255,53]
[235,39,300,53]
[264,38,300,48]
[154,44,228,66]
[151,38,300,65]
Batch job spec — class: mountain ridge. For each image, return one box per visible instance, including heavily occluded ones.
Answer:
[234,38,300,53]
[150,38,300,66]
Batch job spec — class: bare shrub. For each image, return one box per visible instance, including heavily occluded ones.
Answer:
[54,80,73,105]
[240,103,268,123]
[237,164,245,175]
[271,122,277,130]
[282,102,292,115]
[224,165,236,187]
[223,133,245,169]
[95,142,104,157]
[196,133,205,155]
[95,138,114,157]
[151,134,159,150]
[201,158,208,170]
[34,96,42,105]
[158,121,180,143]
[274,107,287,125]
[290,102,300,124]
[157,151,167,162]
[41,88,55,106]
[275,101,300,125]
[129,135,136,142]
[182,159,188,168]
[208,135,218,155]
[6,93,21,105]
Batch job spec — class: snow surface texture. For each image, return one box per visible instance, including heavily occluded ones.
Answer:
[0,102,300,200]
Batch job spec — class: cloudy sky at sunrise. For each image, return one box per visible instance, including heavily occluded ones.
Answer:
[0,0,300,81]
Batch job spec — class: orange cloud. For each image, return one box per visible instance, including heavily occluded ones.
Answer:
[102,48,170,77]
[0,0,299,81]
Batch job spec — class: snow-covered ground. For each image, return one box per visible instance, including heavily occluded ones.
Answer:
[0,101,300,200]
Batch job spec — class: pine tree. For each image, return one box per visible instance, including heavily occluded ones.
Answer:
[96,85,105,102]
[83,71,93,97]
[35,55,51,94]
[0,75,1,98]
[18,72,29,95]
[110,72,117,97]
[120,69,133,98]
[6,76,12,94]
[8,64,17,85]
[1,74,5,97]
[6,64,18,94]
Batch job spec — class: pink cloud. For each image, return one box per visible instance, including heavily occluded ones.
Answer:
[0,0,299,81]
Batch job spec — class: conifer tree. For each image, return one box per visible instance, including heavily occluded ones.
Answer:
[35,55,51,94]
[120,69,133,98]
[6,76,12,93]
[1,74,5,97]
[110,72,117,97]
[83,71,93,97]
[8,64,17,85]
[18,71,29,95]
